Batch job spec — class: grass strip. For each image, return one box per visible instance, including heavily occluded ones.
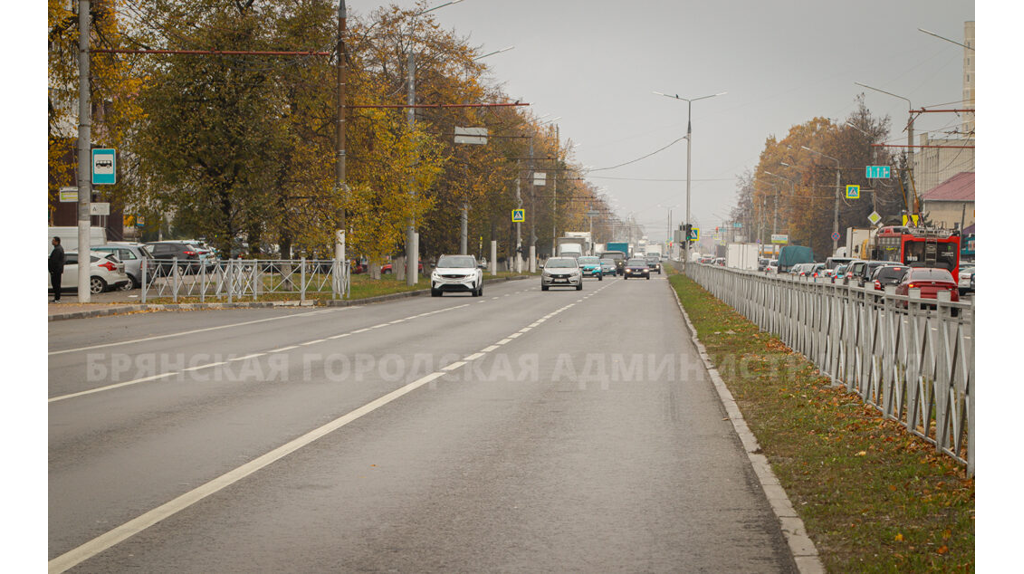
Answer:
[668,272,973,572]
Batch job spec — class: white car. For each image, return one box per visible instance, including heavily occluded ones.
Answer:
[541,257,583,291]
[958,265,975,293]
[430,254,484,297]
[49,251,129,295]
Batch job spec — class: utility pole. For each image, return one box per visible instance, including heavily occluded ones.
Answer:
[335,1,347,271]
[77,0,92,302]
[405,52,418,285]
[552,126,558,256]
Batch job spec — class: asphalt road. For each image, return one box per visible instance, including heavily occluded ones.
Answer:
[49,274,797,573]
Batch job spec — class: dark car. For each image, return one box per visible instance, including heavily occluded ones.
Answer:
[599,250,627,275]
[869,264,909,291]
[145,241,202,275]
[644,255,662,275]
[623,258,651,280]
[894,267,960,306]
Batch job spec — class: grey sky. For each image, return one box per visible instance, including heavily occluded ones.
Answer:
[360,0,975,242]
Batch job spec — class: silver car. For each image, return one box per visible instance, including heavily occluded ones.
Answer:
[95,242,155,289]
[541,257,582,291]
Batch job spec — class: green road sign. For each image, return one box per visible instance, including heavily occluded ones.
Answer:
[846,184,860,199]
[865,165,891,179]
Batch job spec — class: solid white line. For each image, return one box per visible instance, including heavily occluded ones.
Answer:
[351,328,369,334]
[183,362,226,372]
[301,340,326,346]
[49,372,177,404]
[47,370,448,574]
[268,345,299,352]
[49,308,350,356]
[231,353,265,361]
[327,333,350,340]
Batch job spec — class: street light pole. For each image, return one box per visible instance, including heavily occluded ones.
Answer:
[855,82,914,210]
[653,90,726,268]
[801,146,841,255]
[77,0,92,302]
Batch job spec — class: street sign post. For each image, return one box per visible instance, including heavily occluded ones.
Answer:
[831,231,841,242]
[533,172,546,186]
[59,187,78,202]
[91,148,116,185]
[771,234,788,244]
[512,209,525,223]
[868,211,882,226]
[690,227,700,242]
[846,184,860,199]
[90,203,110,216]
[865,165,891,179]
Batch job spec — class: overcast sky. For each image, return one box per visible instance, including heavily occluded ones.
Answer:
[360,0,976,242]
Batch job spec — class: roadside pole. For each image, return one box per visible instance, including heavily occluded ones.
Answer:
[77,0,92,302]
[335,1,347,297]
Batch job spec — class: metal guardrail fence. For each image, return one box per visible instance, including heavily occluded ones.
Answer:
[684,263,974,476]
[140,258,350,303]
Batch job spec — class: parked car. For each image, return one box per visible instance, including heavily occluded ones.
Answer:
[644,255,662,275]
[599,258,617,278]
[49,251,129,295]
[894,267,960,306]
[381,260,425,274]
[576,256,604,280]
[623,258,651,280]
[540,257,583,291]
[869,264,909,291]
[96,242,155,289]
[145,241,203,275]
[430,255,484,297]
[957,265,975,294]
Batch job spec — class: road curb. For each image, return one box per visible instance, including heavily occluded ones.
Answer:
[47,275,536,320]
[666,277,825,574]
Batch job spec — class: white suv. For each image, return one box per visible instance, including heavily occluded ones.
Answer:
[431,255,484,297]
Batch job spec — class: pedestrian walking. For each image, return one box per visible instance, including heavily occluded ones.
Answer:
[49,236,66,302]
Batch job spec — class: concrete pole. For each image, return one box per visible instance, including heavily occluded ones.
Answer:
[515,159,522,273]
[405,52,418,286]
[335,1,347,270]
[77,0,92,302]
[490,240,497,276]
[684,101,692,271]
[833,165,840,255]
[460,201,468,255]
[529,245,536,273]
[552,126,559,256]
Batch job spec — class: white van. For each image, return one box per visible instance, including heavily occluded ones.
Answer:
[48,226,107,256]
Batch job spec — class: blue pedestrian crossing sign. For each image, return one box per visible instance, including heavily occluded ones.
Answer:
[511,209,525,222]
[846,184,860,199]
[92,148,116,185]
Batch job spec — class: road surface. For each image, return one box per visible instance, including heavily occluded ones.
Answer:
[49,275,797,573]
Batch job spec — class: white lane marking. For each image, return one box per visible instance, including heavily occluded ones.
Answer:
[491,297,499,300]
[481,345,499,352]
[496,338,513,345]
[518,327,532,333]
[47,370,448,574]
[327,334,350,340]
[443,361,467,371]
[268,345,299,352]
[301,340,326,346]
[183,362,226,372]
[49,308,354,356]
[48,373,176,404]
[231,353,265,362]
[463,353,485,361]
[351,328,369,334]
[508,332,523,339]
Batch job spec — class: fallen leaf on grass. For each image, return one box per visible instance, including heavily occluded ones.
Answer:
[855,451,867,456]
[895,533,904,542]
[937,545,949,555]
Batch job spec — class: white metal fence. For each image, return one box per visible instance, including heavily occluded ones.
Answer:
[685,263,974,476]
[140,258,350,303]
